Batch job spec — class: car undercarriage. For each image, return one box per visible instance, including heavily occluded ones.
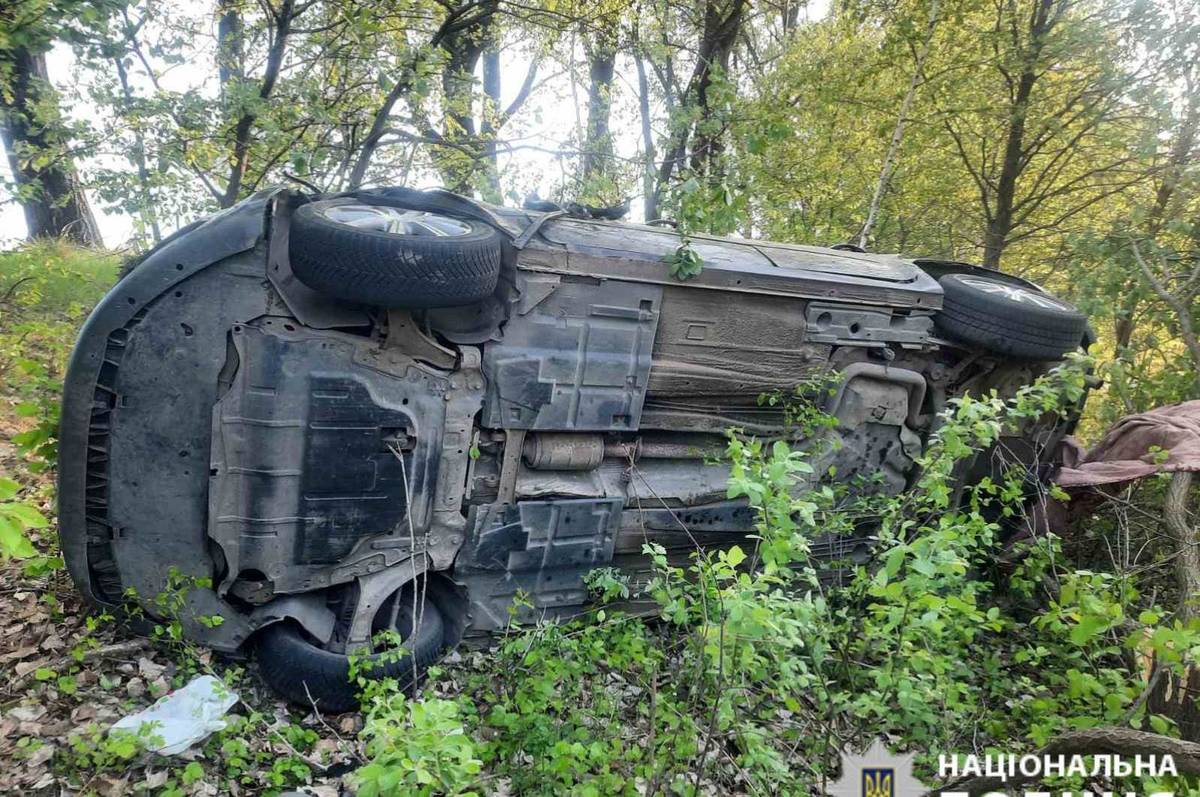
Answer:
[58,186,1089,711]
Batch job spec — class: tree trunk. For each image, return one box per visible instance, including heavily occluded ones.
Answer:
[980,0,1060,270]
[1167,472,1200,617]
[782,0,799,34]
[434,7,495,194]
[0,46,102,245]
[347,76,411,190]
[981,71,1035,269]
[216,0,245,97]
[688,0,746,176]
[113,56,161,243]
[650,0,744,208]
[220,0,295,208]
[480,47,502,202]
[346,0,504,191]
[581,47,616,183]
[858,0,940,249]
[636,54,657,221]
[1144,471,1200,741]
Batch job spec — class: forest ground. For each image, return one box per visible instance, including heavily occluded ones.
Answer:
[0,245,356,796]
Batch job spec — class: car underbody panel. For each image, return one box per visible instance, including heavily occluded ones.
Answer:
[58,187,1085,672]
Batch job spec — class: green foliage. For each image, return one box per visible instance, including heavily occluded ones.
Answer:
[670,170,746,238]
[354,694,483,797]
[350,358,1200,794]
[205,713,317,792]
[1071,216,1200,432]
[0,477,44,558]
[59,723,161,776]
[5,1,1200,792]
[661,241,704,280]
[583,566,630,602]
[1,243,116,486]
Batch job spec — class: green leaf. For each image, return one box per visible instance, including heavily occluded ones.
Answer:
[0,517,36,558]
[181,761,204,785]
[4,502,47,529]
[14,402,39,417]
[1069,615,1109,646]
[884,545,905,577]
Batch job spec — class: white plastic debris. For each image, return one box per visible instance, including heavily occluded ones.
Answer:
[110,674,238,755]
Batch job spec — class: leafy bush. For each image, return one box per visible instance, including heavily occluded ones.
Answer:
[355,694,483,797]
[356,356,1200,794]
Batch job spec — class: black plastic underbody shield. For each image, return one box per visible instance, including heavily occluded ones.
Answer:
[481,279,661,431]
[208,321,447,596]
[456,497,624,629]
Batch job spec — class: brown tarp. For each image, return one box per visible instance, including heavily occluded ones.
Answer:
[1055,400,1200,488]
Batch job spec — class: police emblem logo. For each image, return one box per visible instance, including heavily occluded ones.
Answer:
[828,741,926,797]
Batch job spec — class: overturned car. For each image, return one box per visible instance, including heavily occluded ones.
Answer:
[58,187,1089,711]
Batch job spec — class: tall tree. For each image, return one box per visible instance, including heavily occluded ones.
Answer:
[642,0,747,220]
[0,0,107,244]
[433,0,499,193]
[1112,0,1200,357]
[857,0,940,249]
[344,0,544,196]
[1068,0,1200,420]
[938,0,1151,269]
[580,29,617,188]
[217,0,303,207]
[687,0,745,176]
[634,52,656,219]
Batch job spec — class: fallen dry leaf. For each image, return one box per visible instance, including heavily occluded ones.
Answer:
[13,659,43,677]
[8,705,45,723]
[138,656,166,679]
[142,769,169,789]
[0,645,38,662]
[25,742,54,767]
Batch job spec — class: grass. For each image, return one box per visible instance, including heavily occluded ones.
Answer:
[0,242,118,426]
[0,241,118,559]
[0,240,119,316]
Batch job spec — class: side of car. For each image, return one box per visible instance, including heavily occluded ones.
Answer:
[59,187,1089,711]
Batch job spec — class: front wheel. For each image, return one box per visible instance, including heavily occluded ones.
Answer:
[934,273,1088,360]
[256,588,447,713]
[288,199,504,309]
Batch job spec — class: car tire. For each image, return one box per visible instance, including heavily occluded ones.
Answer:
[256,592,446,713]
[288,199,503,308]
[934,273,1087,360]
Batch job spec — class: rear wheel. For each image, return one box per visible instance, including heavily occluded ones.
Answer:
[934,273,1087,360]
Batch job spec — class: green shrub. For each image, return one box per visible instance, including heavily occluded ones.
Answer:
[359,356,1200,794]
[354,693,484,797]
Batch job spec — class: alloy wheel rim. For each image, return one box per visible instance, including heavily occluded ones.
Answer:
[321,204,473,237]
[958,277,1073,312]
